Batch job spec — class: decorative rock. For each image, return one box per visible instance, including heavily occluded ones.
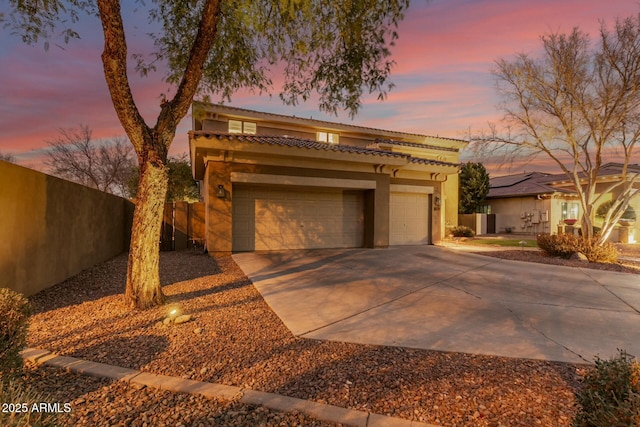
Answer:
[569,252,589,262]
[193,328,202,334]
[174,314,192,324]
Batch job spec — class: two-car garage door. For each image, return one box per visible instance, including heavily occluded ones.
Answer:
[233,186,364,251]
[232,185,431,251]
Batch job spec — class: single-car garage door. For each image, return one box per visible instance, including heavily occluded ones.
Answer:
[389,190,430,245]
[233,186,364,251]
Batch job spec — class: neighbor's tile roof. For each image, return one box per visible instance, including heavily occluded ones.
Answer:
[193,132,460,168]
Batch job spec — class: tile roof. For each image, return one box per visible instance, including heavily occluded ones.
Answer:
[195,132,405,158]
[409,157,460,167]
[194,102,468,144]
[192,132,460,168]
[370,138,460,153]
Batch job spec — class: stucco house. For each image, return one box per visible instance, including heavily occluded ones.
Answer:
[188,103,467,253]
[485,163,640,241]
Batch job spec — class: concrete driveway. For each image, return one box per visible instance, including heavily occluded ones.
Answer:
[233,245,640,364]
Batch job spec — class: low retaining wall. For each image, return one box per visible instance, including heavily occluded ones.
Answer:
[0,161,134,296]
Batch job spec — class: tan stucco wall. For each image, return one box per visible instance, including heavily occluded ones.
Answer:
[0,161,134,296]
[443,174,459,228]
[204,162,234,253]
[488,196,554,235]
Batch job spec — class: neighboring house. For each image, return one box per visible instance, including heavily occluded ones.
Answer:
[486,163,640,240]
[188,103,468,252]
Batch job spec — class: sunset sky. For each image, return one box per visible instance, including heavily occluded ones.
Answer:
[1,0,638,173]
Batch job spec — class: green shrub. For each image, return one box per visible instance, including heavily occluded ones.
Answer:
[450,225,475,238]
[0,379,61,427]
[572,350,640,427]
[536,234,618,263]
[0,288,32,380]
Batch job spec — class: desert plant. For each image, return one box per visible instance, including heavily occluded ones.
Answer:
[0,380,61,427]
[450,225,475,238]
[0,288,32,380]
[536,234,618,263]
[580,239,619,264]
[572,349,640,427]
[537,233,582,258]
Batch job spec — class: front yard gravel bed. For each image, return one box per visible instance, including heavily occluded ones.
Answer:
[19,362,337,426]
[28,251,583,426]
[470,248,640,274]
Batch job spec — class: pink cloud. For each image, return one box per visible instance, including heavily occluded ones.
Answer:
[1,0,639,170]
[392,0,635,76]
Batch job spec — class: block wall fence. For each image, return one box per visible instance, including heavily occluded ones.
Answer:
[0,160,135,296]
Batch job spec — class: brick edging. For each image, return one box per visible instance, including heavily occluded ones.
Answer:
[21,348,438,427]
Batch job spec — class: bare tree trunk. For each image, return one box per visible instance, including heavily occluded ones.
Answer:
[580,204,595,241]
[97,0,222,309]
[125,155,169,309]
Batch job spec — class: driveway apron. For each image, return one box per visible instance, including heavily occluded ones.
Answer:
[233,245,640,364]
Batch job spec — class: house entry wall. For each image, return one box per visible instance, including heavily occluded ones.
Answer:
[389,186,432,245]
[232,185,365,251]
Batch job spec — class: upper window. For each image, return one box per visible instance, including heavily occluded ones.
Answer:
[317,131,339,144]
[228,120,257,135]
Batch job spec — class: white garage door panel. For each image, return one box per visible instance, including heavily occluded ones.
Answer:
[390,192,430,245]
[233,187,364,251]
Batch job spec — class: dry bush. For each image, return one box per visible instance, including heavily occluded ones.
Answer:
[572,350,640,427]
[536,234,618,263]
[0,288,32,380]
[581,239,619,264]
[451,225,475,238]
[537,233,581,258]
[0,380,61,427]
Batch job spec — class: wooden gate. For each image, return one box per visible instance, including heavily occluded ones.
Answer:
[161,201,205,251]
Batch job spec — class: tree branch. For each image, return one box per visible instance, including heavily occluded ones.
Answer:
[155,0,222,144]
[97,0,149,154]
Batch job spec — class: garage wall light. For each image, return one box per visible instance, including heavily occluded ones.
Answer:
[217,185,226,198]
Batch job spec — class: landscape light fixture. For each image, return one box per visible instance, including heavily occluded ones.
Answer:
[167,306,181,319]
[217,185,225,198]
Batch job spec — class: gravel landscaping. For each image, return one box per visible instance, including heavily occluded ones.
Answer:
[22,250,593,426]
[19,361,337,427]
[470,246,640,274]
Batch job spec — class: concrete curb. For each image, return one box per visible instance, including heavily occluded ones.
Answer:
[21,348,439,427]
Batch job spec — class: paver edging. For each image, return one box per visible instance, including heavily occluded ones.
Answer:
[21,347,439,427]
